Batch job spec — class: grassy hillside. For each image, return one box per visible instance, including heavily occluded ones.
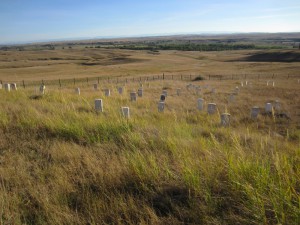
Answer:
[0,79,299,224]
[1,47,300,83]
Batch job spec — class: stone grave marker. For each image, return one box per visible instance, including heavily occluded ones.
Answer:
[158,101,165,112]
[251,106,260,119]
[130,92,137,101]
[4,83,10,92]
[207,103,217,114]
[11,83,17,90]
[138,88,143,97]
[104,89,110,97]
[220,113,231,127]
[274,100,281,111]
[265,103,273,113]
[235,86,239,94]
[121,107,130,118]
[95,99,103,112]
[40,84,46,95]
[75,87,80,95]
[197,98,204,110]
[118,87,123,94]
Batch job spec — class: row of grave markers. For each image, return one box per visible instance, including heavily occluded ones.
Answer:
[91,86,282,127]
[2,74,299,90]
[2,77,299,92]
[241,80,277,87]
[93,97,232,126]
[0,83,18,91]
[2,81,286,126]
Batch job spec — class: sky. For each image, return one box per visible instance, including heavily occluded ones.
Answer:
[0,0,300,44]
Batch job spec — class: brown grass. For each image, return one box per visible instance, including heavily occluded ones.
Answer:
[1,48,300,82]
[0,47,299,224]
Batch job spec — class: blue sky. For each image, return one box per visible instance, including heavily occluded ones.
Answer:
[0,0,300,44]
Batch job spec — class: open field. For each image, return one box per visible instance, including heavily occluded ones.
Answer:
[1,49,300,82]
[1,34,300,83]
[0,35,300,224]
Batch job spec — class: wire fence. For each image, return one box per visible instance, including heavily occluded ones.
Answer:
[1,73,299,89]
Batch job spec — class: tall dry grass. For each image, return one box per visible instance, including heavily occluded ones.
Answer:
[0,79,299,224]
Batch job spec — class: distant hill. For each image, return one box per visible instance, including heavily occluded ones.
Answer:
[1,32,300,47]
[242,51,300,62]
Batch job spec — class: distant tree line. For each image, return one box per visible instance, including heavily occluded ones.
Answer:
[116,43,285,51]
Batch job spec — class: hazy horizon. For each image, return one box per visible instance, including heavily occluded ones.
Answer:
[1,0,300,45]
[2,31,300,46]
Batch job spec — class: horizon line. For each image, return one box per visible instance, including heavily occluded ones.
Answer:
[1,31,300,46]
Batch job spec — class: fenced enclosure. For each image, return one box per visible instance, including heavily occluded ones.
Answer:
[1,73,299,89]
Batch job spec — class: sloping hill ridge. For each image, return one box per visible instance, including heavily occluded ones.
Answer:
[243,51,300,62]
